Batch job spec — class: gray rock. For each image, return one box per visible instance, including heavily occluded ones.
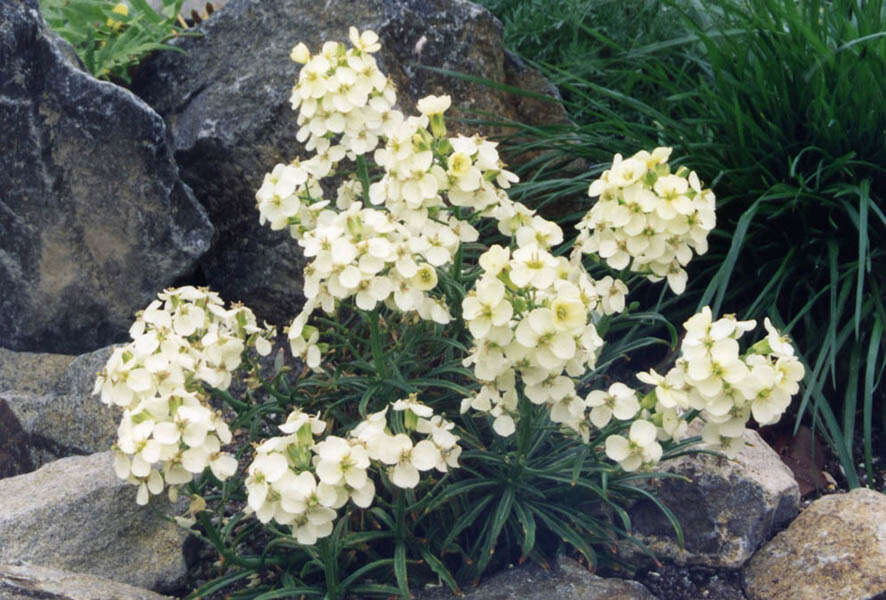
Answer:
[53,344,116,396]
[131,0,565,323]
[743,488,886,600]
[0,452,187,592]
[623,428,799,568]
[0,346,119,476]
[1,389,119,472]
[0,344,113,397]
[0,347,75,395]
[147,0,228,19]
[0,562,173,600]
[0,0,214,354]
[0,397,33,479]
[416,557,657,600]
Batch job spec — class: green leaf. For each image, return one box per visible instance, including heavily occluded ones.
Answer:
[473,486,513,576]
[394,543,409,599]
[419,546,460,594]
[512,501,537,559]
[252,587,323,599]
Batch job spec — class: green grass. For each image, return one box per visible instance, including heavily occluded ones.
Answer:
[477,0,886,488]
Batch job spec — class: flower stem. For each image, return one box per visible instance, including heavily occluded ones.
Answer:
[356,155,371,203]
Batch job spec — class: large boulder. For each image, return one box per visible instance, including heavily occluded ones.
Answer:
[0,0,214,354]
[0,398,34,479]
[0,452,187,592]
[743,487,886,600]
[415,557,657,600]
[0,347,75,395]
[0,346,118,475]
[623,428,799,568]
[131,0,565,323]
[0,562,173,600]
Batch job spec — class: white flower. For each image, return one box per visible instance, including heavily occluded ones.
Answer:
[392,394,434,418]
[636,368,688,409]
[290,42,310,64]
[576,149,715,294]
[314,436,370,489]
[595,276,628,315]
[549,293,586,332]
[410,263,438,291]
[348,27,381,53]
[586,383,640,428]
[462,277,513,338]
[279,408,327,436]
[492,413,516,437]
[479,244,510,276]
[510,245,558,290]
[701,421,746,457]
[764,318,796,357]
[515,308,577,370]
[416,94,451,116]
[378,434,440,489]
[604,420,662,471]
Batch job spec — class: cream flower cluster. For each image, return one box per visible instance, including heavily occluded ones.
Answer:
[289,27,395,157]
[93,287,275,504]
[285,200,458,365]
[244,396,460,544]
[370,123,518,216]
[255,160,330,241]
[633,308,804,459]
[460,242,610,439]
[256,27,393,241]
[574,148,716,294]
[260,29,523,371]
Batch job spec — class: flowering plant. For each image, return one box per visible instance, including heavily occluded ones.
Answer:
[95,27,803,599]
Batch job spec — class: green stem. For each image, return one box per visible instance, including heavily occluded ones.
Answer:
[356,155,371,203]
[321,537,340,600]
[209,387,250,412]
[365,309,387,380]
[449,241,464,285]
[195,511,283,570]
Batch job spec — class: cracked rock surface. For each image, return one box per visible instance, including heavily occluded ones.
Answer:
[0,452,187,592]
[0,0,213,354]
[0,345,119,476]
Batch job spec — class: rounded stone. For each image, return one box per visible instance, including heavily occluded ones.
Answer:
[743,487,886,600]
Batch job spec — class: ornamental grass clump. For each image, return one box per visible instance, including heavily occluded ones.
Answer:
[95,28,805,599]
[481,0,884,489]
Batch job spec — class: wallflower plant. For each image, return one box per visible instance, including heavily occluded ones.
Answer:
[95,27,804,599]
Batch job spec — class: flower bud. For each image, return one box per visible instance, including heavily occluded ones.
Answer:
[290,42,310,64]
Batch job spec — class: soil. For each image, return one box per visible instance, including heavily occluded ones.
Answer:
[635,563,746,600]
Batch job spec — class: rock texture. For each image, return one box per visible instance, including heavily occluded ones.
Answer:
[416,557,657,600]
[0,398,34,479]
[0,562,173,600]
[0,452,187,592]
[131,0,565,323]
[0,346,118,475]
[743,487,886,600]
[0,0,213,354]
[0,347,75,395]
[148,0,228,18]
[624,428,799,568]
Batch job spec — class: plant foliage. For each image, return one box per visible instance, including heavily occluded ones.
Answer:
[39,0,189,83]
[479,0,886,488]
